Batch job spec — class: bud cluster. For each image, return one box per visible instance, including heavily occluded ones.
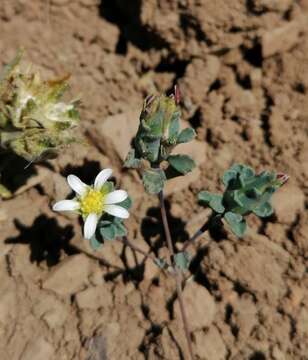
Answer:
[125,87,196,194]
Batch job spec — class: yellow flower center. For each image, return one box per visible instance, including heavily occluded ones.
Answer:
[80,189,105,216]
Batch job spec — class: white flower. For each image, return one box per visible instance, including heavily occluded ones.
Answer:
[53,168,129,239]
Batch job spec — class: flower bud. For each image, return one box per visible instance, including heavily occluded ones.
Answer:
[135,91,181,163]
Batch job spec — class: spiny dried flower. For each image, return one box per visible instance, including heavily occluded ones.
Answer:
[0,50,80,162]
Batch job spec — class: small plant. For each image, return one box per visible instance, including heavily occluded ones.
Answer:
[0,51,80,198]
[198,164,289,237]
[51,87,288,359]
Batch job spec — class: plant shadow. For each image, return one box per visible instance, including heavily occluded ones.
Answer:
[5,215,78,267]
[99,0,169,52]
[141,200,189,255]
[0,152,42,194]
[61,160,103,185]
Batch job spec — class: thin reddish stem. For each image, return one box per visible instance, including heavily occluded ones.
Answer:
[159,191,195,360]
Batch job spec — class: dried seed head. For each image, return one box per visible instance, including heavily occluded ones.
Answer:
[0,50,81,161]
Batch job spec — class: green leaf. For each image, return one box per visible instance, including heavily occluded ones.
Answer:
[198,191,225,213]
[118,196,132,210]
[154,258,168,269]
[253,202,273,218]
[167,154,196,175]
[168,116,180,143]
[101,181,114,194]
[234,190,257,210]
[99,224,116,241]
[89,234,103,251]
[222,170,237,187]
[124,149,141,168]
[224,211,247,237]
[113,218,127,237]
[174,251,191,271]
[142,168,166,194]
[177,128,196,144]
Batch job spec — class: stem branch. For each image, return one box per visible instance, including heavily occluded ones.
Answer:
[120,236,157,263]
[159,191,194,360]
[182,221,209,252]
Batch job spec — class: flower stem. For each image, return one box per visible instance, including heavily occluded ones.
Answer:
[158,190,195,360]
[120,235,157,262]
[182,221,210,252]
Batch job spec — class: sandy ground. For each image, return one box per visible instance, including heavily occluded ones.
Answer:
[0,0,308,359]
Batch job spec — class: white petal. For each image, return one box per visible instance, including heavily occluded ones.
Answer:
[53,200,80,212]
[67,175,88,196]
[94,168,113,190]
[84,213,98,239]
[104,190,128,205]
[105,205,129,219]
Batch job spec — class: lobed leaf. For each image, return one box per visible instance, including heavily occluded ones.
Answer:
[253,202,273,217]
[124,149,141,169]
[167,154,195,175]
[99,224,116,241]
[177,127,196,144]
[89,234,103,251]
[142,168,166,194]
[174,251,191,271]
[168,115,180,143]
[198,191,225,213]
[224,211,247,237]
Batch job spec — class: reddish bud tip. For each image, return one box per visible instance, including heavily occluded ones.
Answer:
[174,85,181,105]
[276,173,289,185]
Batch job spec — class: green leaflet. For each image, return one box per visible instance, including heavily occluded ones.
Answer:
[253,202,273,217]
[224,211,247,237]
[174,251,191,271]
[142,168,166,194]
[168,114,180,143]
[89,234,103,251]
[177,127,196,144]
[124,149,141,169]
[167,154,196,175]
[198,191,225,213]
[154,258,168,269]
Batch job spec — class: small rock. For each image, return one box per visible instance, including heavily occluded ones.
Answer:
[194,327,227,360]
[272,345,286,360]
[174,281,216,331]
[293,214,308,257]
[75,285,113,310]
[165,168,201,196]
[147,285,169,323]
[209,242,287,303]
[33,292,68,329]
[272,184,305,224]
[143,257,160,281]
[20,337,54,360]
[262,20,304,57]
[297,307,308,337]
[42,254,91,296]
[180,56,221,105]
[161,327,183,359]
[251,0,293,12]
[91,110,139,161]
[232,296,258,341]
